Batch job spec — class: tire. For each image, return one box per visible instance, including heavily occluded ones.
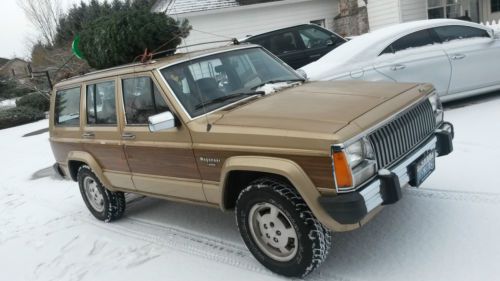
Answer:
[235,177,331,277]
[77,165,125,222]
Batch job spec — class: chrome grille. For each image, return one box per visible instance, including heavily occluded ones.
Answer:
[368,100,436,168]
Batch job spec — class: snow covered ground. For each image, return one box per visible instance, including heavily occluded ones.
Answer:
[1,93,500,281]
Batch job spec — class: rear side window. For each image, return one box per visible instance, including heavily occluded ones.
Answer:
[433,25,490,42]
[269,31,301,54]
[381,29,437,55]
[55,87,80,126]
[122,77,169,125]
[86,81,116,125]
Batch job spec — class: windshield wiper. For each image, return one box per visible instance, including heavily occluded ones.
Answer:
[194,91,265,110]
[251,79,305,90]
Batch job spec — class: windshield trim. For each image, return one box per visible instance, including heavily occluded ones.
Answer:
[156,46,302,121]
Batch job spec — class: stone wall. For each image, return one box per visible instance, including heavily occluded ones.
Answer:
[333,0,369,37]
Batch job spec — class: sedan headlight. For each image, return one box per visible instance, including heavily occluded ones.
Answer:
[332,138,377,192]
[428,92,443,124]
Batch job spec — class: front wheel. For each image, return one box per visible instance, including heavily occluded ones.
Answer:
[235,177,331,277]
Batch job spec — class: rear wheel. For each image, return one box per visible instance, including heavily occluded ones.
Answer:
[235,177,331,277]
[77,165,125,222]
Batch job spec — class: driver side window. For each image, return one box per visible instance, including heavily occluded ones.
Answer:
[122,77,169,125]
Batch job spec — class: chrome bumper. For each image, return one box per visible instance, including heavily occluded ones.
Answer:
[361,136,437,213]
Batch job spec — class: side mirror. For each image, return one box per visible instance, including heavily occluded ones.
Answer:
[148,111,176,132]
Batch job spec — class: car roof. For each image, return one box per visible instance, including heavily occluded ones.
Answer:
[240,23,338,42]
[54,43,259,89]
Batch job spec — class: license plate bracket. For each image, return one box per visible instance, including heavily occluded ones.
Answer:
[408,150,436,187]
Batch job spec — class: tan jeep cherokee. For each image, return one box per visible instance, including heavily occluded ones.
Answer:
[50,44,454,277]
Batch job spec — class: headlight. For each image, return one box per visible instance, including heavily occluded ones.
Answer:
[332,138,377,192]
[428,92,443,124]
[345,138,375,168]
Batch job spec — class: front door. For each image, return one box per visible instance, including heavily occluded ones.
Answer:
[433,25,500,96]
[118,73,204,202]
[374,29,452,96]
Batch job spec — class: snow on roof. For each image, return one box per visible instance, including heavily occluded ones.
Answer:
[154,0,283,15]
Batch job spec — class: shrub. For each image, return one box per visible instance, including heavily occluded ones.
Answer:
[0,106,45,130]
[16,93,50,112]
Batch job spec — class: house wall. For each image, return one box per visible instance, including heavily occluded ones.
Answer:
[166,0,339,50]
[366,0,402,31]
[481,0,500,22]
[400,0,427,22]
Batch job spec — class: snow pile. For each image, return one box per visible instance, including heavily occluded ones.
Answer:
[1,94,500,280]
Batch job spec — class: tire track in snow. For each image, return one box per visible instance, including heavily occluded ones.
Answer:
[19,180,500,281]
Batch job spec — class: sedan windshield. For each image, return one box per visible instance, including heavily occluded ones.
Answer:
[160,47,303,118]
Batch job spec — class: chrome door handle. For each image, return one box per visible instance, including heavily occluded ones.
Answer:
[82,132,95,138]
[121,133,136,140]
[451,54,466,60]
[390,64,406,71]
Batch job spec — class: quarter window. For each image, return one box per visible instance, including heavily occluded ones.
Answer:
[122,77,169,125]
[434,25,490,42]
[55,87,81,126]
[86,81,116,125]
[381,29,437,55]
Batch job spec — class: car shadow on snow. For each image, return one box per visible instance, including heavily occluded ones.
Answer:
[443,90,500,110]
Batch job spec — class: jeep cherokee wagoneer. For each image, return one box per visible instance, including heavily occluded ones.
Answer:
[49,44,454,277]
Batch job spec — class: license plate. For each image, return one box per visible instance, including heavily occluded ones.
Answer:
[408,150,436,187]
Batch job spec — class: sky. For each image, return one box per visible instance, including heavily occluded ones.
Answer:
[0,0,85,60]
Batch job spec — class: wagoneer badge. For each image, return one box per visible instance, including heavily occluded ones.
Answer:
[199,156,221,167]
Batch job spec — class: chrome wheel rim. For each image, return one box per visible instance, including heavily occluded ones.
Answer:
[83,176,105,212]
[248,202,298,262]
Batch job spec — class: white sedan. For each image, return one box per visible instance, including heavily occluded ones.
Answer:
[300,19,500,102]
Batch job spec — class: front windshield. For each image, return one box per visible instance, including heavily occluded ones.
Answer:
[160,47,303,118]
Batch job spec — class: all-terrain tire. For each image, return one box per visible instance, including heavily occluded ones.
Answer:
[235,177,331,277]
[77,165,125,222]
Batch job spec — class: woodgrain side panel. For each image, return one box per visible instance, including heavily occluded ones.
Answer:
[83,143,130,172]
[194,150,333,188]
[125,145,200,180]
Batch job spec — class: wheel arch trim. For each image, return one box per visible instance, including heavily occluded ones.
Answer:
[219,156,358,231]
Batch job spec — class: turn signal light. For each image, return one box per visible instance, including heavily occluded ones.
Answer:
[332,151,353,188]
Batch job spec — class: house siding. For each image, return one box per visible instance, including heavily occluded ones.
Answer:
[400,0,427,22]
[366,0,402,31]
[162,0,338,49]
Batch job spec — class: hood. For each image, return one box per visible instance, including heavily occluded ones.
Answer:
[214,81,418,135]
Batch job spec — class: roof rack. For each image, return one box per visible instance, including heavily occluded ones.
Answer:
[151,38,240,59]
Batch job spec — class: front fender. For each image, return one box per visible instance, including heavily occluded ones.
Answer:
[219,156,359,231]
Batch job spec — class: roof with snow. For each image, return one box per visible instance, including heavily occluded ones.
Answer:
[154,0,284,15]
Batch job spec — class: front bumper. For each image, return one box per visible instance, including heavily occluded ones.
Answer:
[319,122,454,225]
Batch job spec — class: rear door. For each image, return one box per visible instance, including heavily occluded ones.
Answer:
[374,29,452,96]
[81,78,133,190]
[251,29,308,69]
[119,73,204,202]
[433,25,500,96]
